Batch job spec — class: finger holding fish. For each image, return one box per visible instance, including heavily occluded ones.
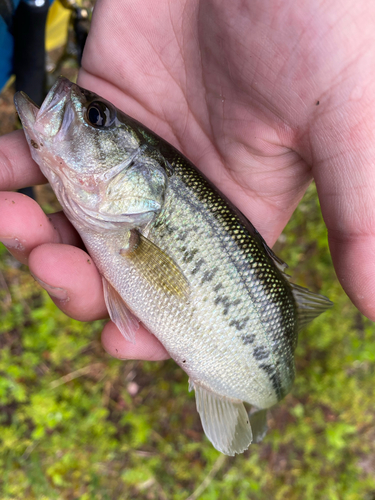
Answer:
[28,243,107,321]
[0,134,108,320]
[0,191,107,320]
[0,192,81,263]
[0,130,83,263]
[0,130,46,190]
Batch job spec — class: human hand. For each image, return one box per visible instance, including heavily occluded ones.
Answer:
[1,0,374,361]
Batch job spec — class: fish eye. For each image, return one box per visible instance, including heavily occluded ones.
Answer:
[85,101,116,128]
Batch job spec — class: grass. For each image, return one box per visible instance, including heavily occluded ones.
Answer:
[0,183,374,499]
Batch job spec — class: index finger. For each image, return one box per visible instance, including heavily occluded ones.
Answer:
[0,130,47,190]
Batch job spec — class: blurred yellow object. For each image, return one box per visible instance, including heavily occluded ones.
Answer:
[4,75,15,90]
[45,1,72,52]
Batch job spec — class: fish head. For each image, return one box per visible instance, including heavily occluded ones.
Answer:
[14,77,169,230]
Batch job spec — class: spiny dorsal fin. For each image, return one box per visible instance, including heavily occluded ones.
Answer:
[102,277,139,343]
[260,236,289,273]
[120,230,190,300]
[192,381,253,456]
[235,210,289,273]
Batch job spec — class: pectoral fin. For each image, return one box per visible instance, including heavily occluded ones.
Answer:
[120,230,189,300]
[102,278,139,343]
[192,381,253,456]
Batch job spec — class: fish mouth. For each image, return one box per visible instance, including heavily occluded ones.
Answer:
[14,91,39,133]
[14,77,74,138]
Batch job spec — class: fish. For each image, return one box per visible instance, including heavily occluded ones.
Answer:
[14,77,333,456]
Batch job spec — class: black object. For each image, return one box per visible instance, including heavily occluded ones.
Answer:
[73,7,89,66]
[13,0,49,106]
[0,0,15,30]
[13,0,49,199]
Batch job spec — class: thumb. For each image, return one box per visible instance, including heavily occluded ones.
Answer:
[310,92,375,320]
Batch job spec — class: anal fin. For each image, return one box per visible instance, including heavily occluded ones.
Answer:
[192,381,253,456]
[102,277,139,343]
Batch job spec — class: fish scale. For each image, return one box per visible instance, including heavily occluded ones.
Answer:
[15,77,333,455]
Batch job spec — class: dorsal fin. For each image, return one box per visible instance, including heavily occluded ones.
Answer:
[260,237,289,273]
[289,282,333,331]
[233,208,289,273]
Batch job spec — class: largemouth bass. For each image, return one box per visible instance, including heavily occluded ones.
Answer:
[15,77,332,456]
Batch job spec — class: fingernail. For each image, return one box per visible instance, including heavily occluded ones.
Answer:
[31,274,69,301]
[0,237,26,251]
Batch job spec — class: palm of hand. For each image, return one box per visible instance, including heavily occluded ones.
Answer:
[81,1,311,244]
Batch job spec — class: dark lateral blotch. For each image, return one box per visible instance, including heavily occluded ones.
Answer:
[253,346,269,360]
[241,333,255,345]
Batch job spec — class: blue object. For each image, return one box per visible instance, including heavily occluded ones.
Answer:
[0,0,20,91]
